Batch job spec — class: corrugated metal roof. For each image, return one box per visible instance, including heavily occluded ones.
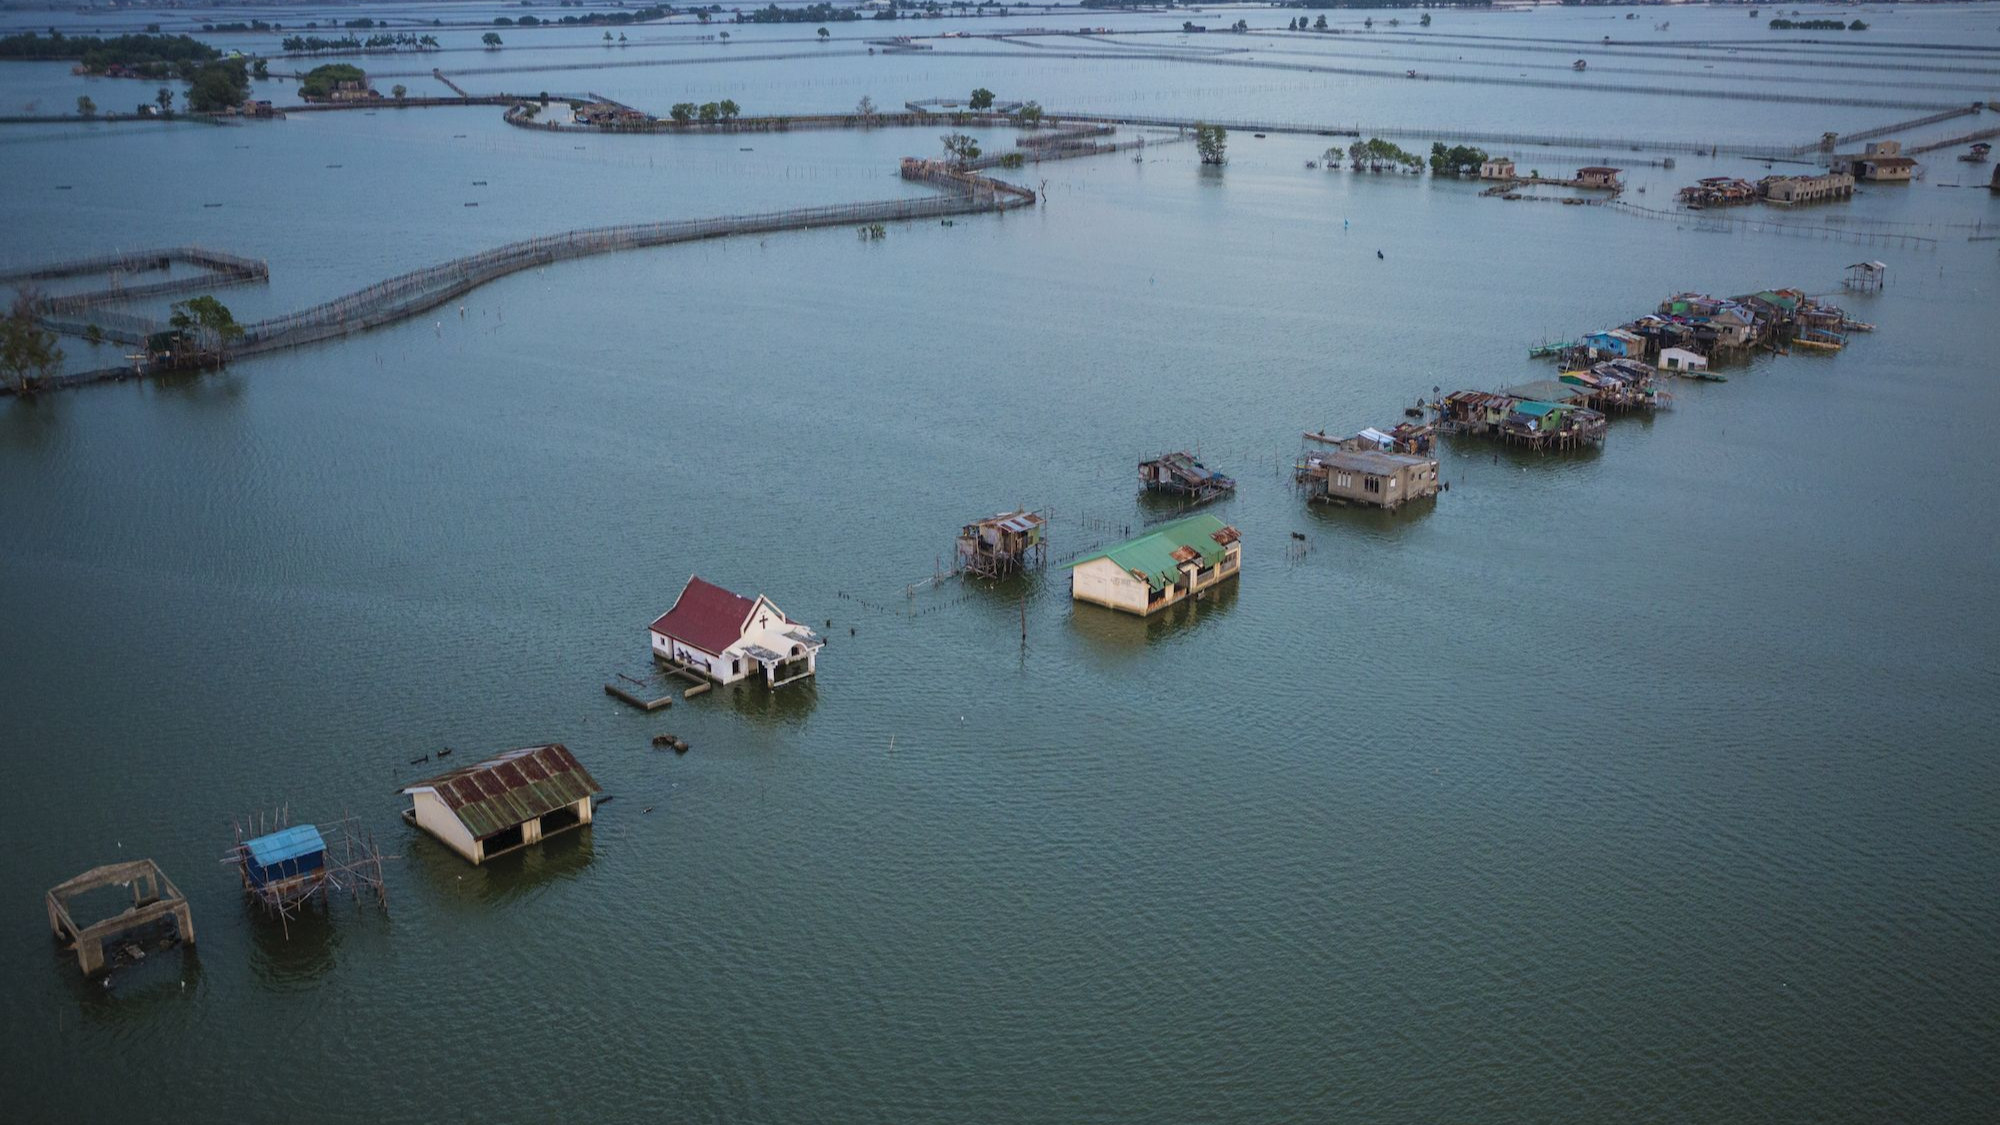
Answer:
[1503,380,1590,404]
[245,824,326,867]
[402,744,602,840]
[1065,513,1237,591]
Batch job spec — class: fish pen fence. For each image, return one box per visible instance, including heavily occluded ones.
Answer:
[1607,201,1940,249]
[504,106,1025,135]
[1044,112,1806,158]
[239,178,1032,354]
[1822,105,1987,152]
[0,246,265,287]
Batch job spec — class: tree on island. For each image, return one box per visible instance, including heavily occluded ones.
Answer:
[1421,14,1432,27]
[167,296,246,363]
[155,86,173,114]
[1016,100,1043,128]
[1195,122,1227,165]
[970,87,994,110]
[817,27,829,41]
[1428,141,1488,175]
[184,58,250,113]
[1,292,64,394]
[76,94,95,116]
[392,84,407,100]
[856,93,878,124]
[941,132,981,164]
[483,32,503,49]
[670,102,695,122]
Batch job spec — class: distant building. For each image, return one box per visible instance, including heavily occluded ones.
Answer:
[1575,165,1624,189]
[649,575,824,688]
[1841,140,1917,182]
[400,744,601,866]
[1067,513,1241,617]
[1297,449,1440,511]
[1480,158,1516,180]
[1760,171,1853,204]
[1659,347,1709,374]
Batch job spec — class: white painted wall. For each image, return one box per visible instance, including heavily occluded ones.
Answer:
[410,790,482,865]
[1071,558,1150,614]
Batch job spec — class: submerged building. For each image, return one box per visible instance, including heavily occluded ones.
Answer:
[400,744,601,866]
[1296,449,1440,511]
[649,575,824,688]
[1067,513,1241,616]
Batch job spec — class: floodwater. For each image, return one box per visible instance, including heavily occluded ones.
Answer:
[2,4,1997,1122]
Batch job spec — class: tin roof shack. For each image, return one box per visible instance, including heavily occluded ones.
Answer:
[401,745,601,866]
[1581,328,1646,360]
[45,859,194,977]
[1067,513,1241,617]
[1297,449,1439,511]
[1138,451,1235,504]
[1661,293,1760,351]
[956,509,1047,578]
[1575,165,1624,190]
[1844,260,1886,293]
[1302,422,1435,457]
[1559,360,1668,411]
[648,575,824,688]
[1760,171,1853,204]
[1679,177,1758,207]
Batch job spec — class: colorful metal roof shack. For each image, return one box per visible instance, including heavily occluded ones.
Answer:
[1068,513,1239,592]
[401,744,602,843]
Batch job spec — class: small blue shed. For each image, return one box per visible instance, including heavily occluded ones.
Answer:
[241,824,328,888]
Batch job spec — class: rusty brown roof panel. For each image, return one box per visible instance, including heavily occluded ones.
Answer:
[401,744,604,839]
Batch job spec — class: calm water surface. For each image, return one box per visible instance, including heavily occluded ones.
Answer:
[2,4,1998,1122]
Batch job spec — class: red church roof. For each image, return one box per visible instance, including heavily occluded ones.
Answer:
[649,576,757,655]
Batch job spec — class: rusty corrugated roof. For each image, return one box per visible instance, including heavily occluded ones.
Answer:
[401,744,602,841]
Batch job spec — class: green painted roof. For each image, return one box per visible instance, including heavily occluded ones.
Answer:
[1065,513,1237,591]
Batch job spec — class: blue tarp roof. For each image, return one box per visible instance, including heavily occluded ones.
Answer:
[245,824,326,867]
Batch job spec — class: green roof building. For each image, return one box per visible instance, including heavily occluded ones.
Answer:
[1066,513,1242,616]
